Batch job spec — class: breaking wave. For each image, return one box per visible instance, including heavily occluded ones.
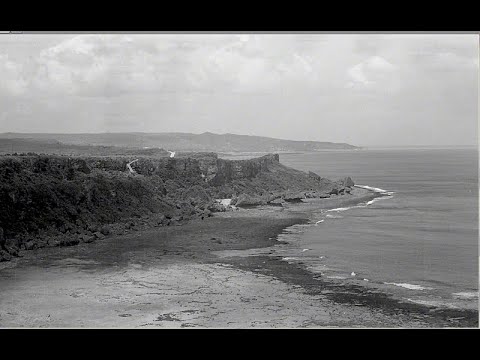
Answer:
[384,282,433,291]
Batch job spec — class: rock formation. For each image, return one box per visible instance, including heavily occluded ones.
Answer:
[0,152,354,261]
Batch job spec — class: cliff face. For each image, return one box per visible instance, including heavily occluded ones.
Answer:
[209,154,280,185]
[0,153,353,261]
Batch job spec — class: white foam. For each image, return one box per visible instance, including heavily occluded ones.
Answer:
[384,282,433,291]
[406,298,460,309]
[452,292,479,299]
[315,220,324,224]
[328,207,351,212]
[302,249,310,252]
[326,214,343,219]
[366,195,394,206]
[326,275,347,280]
[355,184,388,193]
[355,184,395,196]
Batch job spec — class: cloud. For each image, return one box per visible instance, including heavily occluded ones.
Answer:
[0,34,477,146]
[0,54,28,95]
[347,62,370,86]
[347,55,396,88]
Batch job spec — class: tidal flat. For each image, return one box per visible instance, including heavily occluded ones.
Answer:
[0,189,477,328]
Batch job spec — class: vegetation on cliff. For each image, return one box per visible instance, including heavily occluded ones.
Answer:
[0,152,353,261]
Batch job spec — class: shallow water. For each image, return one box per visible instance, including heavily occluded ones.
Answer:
[277,148,479,311]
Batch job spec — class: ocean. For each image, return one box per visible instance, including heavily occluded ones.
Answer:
[274,148,479,311]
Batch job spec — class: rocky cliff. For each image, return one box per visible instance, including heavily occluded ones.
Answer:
[0,153,353,261]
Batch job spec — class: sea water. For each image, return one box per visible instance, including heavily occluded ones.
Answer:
[277,148,479,310]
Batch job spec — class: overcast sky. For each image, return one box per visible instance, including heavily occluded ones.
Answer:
[0,33,478,146]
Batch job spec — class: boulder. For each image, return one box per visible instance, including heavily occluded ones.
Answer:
[60,238,80,247]
[24,240,37,251]
[81,235,95,243]
[48,238,61,247]
[36,240,48,249]
[329,188,339,195]
[93,231,105,240]
[269,197,285,205]
[234,194,266,207]
[283,192,305,203]
[341,176,355,187]
[208,202,227,212]
[87,224,99,233]
[5,243,19,257]
[100,225,111,236]
[0,249,12,262]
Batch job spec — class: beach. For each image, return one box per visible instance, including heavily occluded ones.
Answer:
[0,187,476,328]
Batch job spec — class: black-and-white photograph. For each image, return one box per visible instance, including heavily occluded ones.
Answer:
[0,32,478,328]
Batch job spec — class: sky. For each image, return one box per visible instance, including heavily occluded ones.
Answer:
[0,33,478,147]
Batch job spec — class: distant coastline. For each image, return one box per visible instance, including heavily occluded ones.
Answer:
[0,132,360,153]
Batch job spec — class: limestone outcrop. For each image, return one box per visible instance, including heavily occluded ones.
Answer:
[0,152,354,261]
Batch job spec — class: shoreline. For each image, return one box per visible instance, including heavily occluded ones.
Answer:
[0,188,477,328]
[215,190,479,328]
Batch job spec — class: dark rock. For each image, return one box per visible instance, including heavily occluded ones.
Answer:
[234,194,265,207]
[87,224,99,233]
[36,240,48,249]
[340,176,355,187]
[0,227,5,249]
[5,244,19,257]
[24,240,37,251]
[93,231,105,240]
[80,234,95,243]
[269,197,285,205]
[0,249,12,261]
[329,188,339,195]
[100,225,111,236]
[60,238,80,247]
[5,238,19,249]
[48,238,61,247]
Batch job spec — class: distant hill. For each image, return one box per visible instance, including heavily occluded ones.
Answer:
[0,138,170,157]
[0,132,359,153]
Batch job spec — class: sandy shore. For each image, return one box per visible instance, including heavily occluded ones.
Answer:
[0,189,476,328]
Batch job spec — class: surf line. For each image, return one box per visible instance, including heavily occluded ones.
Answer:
[354,184,395,196]
[311,184,395,225]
